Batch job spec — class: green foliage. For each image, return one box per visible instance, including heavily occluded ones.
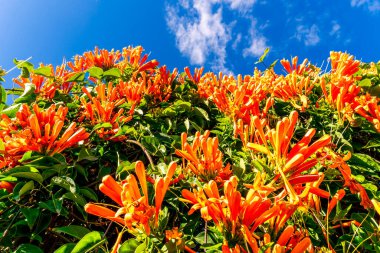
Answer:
[0,47,379,253]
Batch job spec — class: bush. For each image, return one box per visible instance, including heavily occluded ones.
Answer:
[0,46,379,252]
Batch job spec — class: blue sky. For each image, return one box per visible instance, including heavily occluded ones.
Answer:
[1,0,380,88]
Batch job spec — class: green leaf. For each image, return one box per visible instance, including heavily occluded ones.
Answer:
[350,153,380,172]
[74,165,88,182]
[1,103,22,118]
[87,67,104,79]
[119,239,140,253]
[21,207,40,229]
[51,176,77,193]
[8,172,42,184]
[363,139,380,149]
[62,192,87,206]
[161,107,176,117]
[39,200,58,213]
[93,122,113,131]
[3,166,39,175]
[269,59,279,69]
[18,151,35,163]
[255,47,270,64]
[71,231,105,253]
[77,148,98,162]
[103,68,121,78]
[189,120,203,132]
[67,72,85,82]
[13,58,34,78]
[79,187,98,202]
[362,183,378,192]
[358,78,372,87]
[54,243,76,253]
[0,85,6,104]
[14,83,36,104]
[174,100,192,113]
[16,180,34,200]
[15,244,43,253]
[193,107,209,121]
[184,118,190,131]
[34,66,52,77]
[53,225,91,239]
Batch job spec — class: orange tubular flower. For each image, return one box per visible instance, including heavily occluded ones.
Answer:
[80,82,132,139]
[0,181,15,193]
[184,66,204,84]
[320,52,361,123]
[272,74,315,111]
[0,104,89,170]
[181,176,281,250]
[353,94,380,132]
[85,161,176,235]
[280,56,314,75]
[13,70,56,99]
[82,47,121,70]
[197,71,273,124]
[246,111,331,204]
[175,131,232,182]
[14,61,85,99]
[327,150,373,209]
[240,225,313,253]
[119,46,159,74]
[145,66,178,102]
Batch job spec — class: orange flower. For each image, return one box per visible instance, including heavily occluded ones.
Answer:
[82,47,122,70]
[145,66,178,102]
[327,150,373,209]
[175,131,232,182]
[13,63,80,99]
[353,94,380,132]
[184,66,204,84]
[80,83,132,139]
[330,51,360,76]
[272,74,315,111]
[240,225,313,253]
[120,46,159,74]
[13,70,55,99]
[0,181,15,193]
[0,104,89,170]
[280,56,314,75]
[85,161,176,235]
[246,112,331,204]
[165,227,183,246]
[197,71,272,124]
[320,52,361,124]
[181,176,280,246]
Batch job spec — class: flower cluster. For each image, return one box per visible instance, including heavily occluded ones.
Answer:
[1,47,379,253]
[0,104,88,170]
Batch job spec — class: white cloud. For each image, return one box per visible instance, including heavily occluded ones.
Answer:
[225,0,256,12]
[165,0,267,72]
[351,0,380,12]
[329,21,341,38]
[232,33,242,50]
[295,24,320,46]
[243,20,268,57]
[166,1,231,72]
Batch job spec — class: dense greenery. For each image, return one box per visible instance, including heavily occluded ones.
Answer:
[0,46,379,253]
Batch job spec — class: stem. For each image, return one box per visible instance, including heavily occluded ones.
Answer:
[125,139,155,170]
[49,229,72,243]
[0,209,21,243]
[5,56,32,74]
[102,221,113,239]
[204,220,208,244]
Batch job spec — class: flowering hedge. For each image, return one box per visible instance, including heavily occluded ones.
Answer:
[0,46,379,253]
